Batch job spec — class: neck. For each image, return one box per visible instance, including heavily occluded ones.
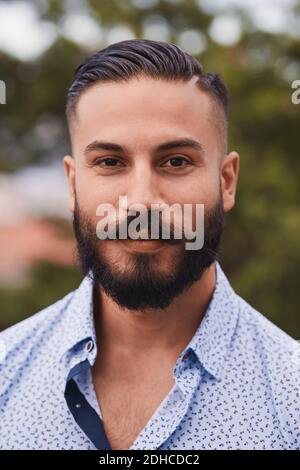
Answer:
[93,262,217,360]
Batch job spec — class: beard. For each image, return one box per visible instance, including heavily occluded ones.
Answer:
[73,194,225,311]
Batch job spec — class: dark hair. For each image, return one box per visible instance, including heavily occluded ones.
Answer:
[66,38,228,138]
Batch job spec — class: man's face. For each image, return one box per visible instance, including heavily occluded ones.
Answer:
[64,76,239,310]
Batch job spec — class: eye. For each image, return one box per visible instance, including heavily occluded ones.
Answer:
[94,157,123,167]
[162,156,192,167]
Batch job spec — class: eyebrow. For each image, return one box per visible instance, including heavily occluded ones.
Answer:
[84,138,205,157]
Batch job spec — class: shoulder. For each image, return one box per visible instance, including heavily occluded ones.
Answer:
[234,294,300,448]
[0,289,75,371]
[236,293,300,369]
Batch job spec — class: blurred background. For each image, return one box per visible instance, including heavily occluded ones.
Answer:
[0,0,299,336]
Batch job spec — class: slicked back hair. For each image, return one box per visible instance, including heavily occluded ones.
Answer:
[66,39,229,152]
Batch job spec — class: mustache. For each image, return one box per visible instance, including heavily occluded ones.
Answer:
[102,211,198,244]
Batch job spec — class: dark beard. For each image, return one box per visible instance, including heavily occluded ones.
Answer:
[73,196,225,311]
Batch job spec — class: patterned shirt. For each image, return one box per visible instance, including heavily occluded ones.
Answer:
[0,262,299,450]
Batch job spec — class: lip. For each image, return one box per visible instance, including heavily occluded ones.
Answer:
[119,239,166,253]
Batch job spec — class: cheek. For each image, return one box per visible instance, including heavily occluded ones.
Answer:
[178,172,220,206]
[75,171,119,220]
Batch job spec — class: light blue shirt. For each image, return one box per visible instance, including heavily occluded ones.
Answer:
[0,262,299,450]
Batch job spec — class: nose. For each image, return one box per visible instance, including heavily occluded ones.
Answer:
[124,161,166,213]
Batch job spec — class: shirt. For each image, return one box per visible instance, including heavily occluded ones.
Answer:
[0,262,299,450]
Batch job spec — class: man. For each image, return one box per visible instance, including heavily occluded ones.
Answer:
[0,39,299,450]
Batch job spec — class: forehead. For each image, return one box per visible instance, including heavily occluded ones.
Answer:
[70,76,220,154]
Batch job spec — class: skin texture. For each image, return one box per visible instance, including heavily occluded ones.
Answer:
[63,75,239,449]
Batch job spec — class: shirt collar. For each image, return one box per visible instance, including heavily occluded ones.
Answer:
[59,262,239,381]
[186,261,240,381]
[58,272,97,362]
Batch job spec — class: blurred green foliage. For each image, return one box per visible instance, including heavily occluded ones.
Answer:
[0,0,299,336]
[0,262,82,331]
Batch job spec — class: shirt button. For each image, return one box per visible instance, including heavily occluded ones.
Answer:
[86,340,94,353]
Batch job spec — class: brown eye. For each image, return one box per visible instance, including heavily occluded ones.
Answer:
[95,157,122,167]
[163,156,191,167]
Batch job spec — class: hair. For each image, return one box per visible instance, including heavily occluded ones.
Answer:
[66,39,229,151]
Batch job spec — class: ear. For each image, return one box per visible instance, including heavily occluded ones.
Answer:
[63,155,76,213]
[220,151,239,213]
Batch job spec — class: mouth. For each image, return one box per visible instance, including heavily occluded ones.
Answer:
[119,238,166,253]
